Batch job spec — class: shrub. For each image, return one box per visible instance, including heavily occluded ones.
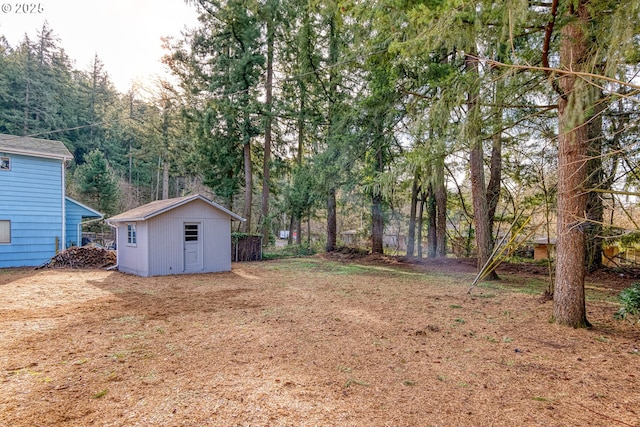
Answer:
[262,243,318,260]
[614,282,640,323]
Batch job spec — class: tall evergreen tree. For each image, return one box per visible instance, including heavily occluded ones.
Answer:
[74,149,121,216]
[170,0,265,228]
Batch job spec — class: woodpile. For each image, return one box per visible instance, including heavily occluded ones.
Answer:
[40,246,117,269]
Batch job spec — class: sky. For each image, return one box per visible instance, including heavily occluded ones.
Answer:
[0,0,199,93]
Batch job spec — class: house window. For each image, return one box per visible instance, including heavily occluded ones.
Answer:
[127,223,137,245]
[0,156,9,171]
[0,220,10,244]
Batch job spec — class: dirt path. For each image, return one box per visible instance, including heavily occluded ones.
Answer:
[1,258,639,426]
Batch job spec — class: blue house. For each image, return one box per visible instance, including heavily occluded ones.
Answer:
[0,134,103,268]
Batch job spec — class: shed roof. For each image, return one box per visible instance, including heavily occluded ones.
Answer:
[0,134,73,161]
[107,194,245,223]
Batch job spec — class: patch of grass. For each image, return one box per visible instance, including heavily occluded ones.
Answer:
[595,336,610,343]
[532,396,551,402]
[479,278,547,295]
[122,332,146,340]
[110,351,130,362]
[502,337,513,343]
[403,380,416,386]
[454,318,465,324]
[93,389,108,399]
[449,304,462,309]
[14,368,52,383]
[112,315,142,324]
[262,244,319,260]
[344,378,369,388]
[485,336,498,343]
[106,371,120,382]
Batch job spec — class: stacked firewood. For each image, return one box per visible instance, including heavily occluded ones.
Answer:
[41,246,117,269]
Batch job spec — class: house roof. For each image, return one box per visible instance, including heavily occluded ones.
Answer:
[0,134,73,161]
[65,196,103,219]
[106,194,245,223]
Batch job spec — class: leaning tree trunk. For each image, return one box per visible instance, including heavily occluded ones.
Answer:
[553,1,591,328]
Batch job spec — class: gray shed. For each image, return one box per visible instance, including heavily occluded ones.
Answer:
[107,194,244,277]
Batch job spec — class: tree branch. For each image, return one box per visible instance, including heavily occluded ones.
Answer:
[471,55,640,92]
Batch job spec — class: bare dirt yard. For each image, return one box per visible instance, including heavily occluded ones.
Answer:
[1,255,639,427]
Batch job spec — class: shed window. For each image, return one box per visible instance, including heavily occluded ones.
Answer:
[0,156,9,171]
[185,224,198,241]
[0,220,10,243]
[127,223,137,245]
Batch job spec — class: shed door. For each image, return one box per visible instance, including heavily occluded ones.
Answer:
[184,222,203,272]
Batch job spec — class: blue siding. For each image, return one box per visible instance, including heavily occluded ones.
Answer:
[65,198,101,247]
[0,152,64,267]
[66,211,82,247]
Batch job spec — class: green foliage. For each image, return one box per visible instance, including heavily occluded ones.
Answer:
[74,150,120,216]
[614,283,640,323]
[231,232,262,243]
[170,0,264,195]
[262,243,318,260]
[619,232,640,248]
[284,163,322,220]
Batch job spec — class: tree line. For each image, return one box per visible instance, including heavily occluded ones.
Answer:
[2,1,640,328]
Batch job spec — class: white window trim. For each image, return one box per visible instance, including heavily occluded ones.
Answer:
[0,220,10,244]
[0,156,10,171]
[126,223,137,246]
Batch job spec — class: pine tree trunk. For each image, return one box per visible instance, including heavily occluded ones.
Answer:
[406,177,419,257]
[486,133,502,240]
[372,193,384,254]
[466,51,498,280]
[162,160,169,200]
[242,140,252,233]
[416,196,424,258]
[427,184,437,258]
[585,94,605,272]
[261,13,274,246]
[553,1,590,328]
[23,75,30,136]
[435,161,447,257]
[407,178,420,256]
[326,188,337,252]
[288,214,294,245]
